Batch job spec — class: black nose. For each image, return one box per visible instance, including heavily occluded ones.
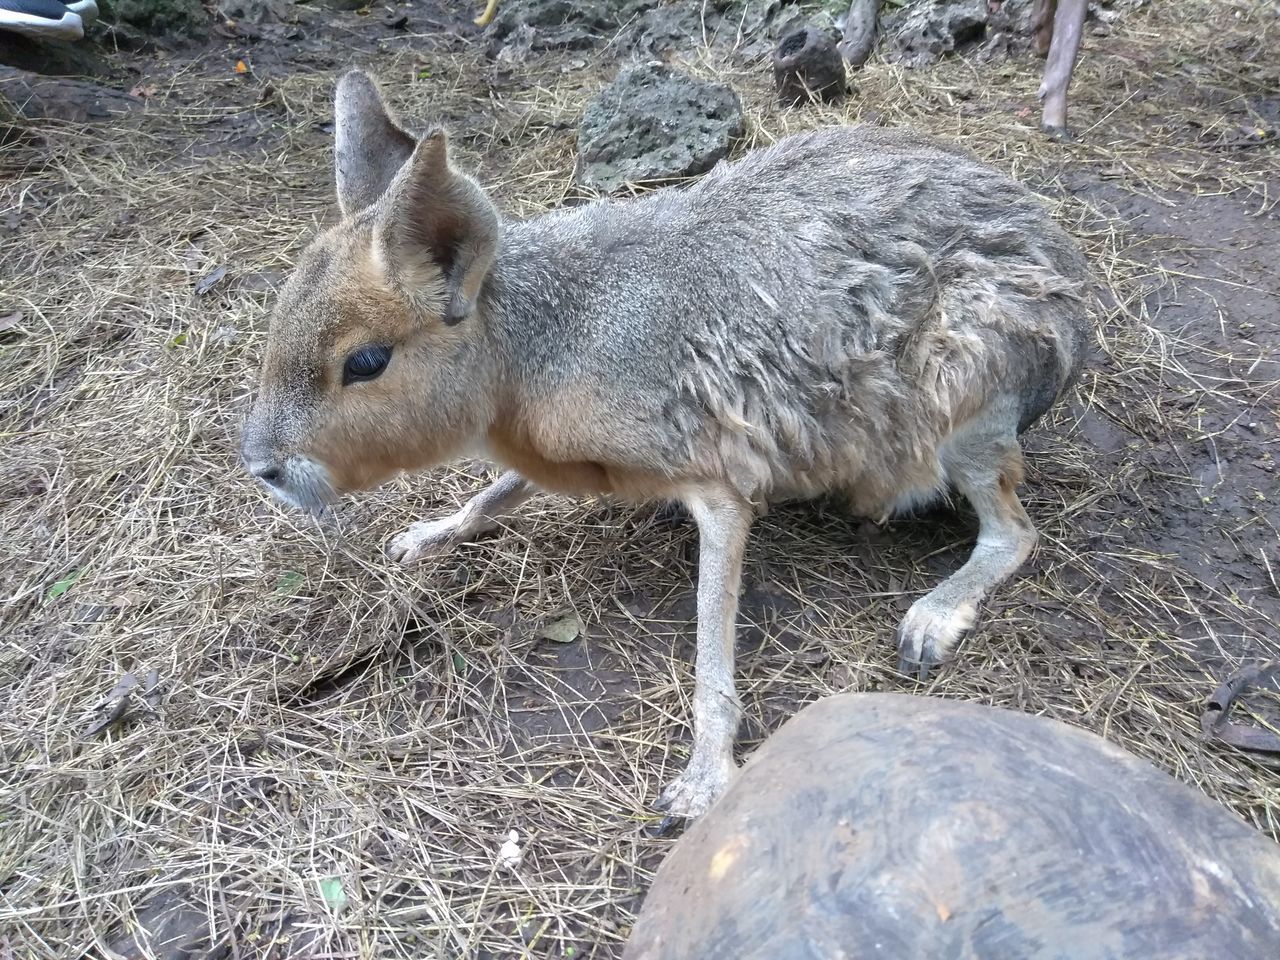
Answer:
[251,463,285,487]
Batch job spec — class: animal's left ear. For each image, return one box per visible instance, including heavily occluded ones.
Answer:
[376,130,500,326]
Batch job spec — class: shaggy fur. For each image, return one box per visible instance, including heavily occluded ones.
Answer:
[241,70,1094,818]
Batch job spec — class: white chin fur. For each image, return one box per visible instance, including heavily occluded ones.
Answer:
[272,457,337,514]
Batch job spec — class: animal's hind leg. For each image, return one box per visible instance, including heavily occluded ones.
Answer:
[896,428,1038,679]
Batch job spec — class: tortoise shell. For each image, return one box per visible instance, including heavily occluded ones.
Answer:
[626,693,1280,959]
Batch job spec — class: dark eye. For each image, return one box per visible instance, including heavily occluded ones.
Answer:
[342,344,391,385]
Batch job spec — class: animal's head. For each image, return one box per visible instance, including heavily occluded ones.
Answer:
[240,70,502,512]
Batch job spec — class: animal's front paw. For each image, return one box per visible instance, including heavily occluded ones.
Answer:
[896,595,978,681]
[654,755,736,820]
[386,515,466,564]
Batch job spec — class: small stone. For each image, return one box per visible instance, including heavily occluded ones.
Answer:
[773,25,846,107]
[499,830,523,871]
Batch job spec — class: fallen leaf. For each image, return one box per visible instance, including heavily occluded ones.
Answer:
[319,877,347,911]
[107,588,148,607]
[82,671,141,737]
[0,311,20,332]
[129,82,158,99]
[46,570,82,602]
[235,59,249,74]
[195,265,227,295]
[275,570,304,595]
[537,613,583,644]
[140,668,163,715]
[82,696,132,737]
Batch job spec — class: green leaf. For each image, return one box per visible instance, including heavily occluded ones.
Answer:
[451,652,466,675]
[275,571,304,595]
[417,68,432,79]
[537,613,582,644]
[166,332,188,348]
[46,570,82,602]
[319,876,347,910]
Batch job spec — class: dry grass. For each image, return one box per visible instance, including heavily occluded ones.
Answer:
[2,0,1279,956]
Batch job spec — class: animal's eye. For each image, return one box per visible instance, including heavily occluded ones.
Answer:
[342,344,392,385]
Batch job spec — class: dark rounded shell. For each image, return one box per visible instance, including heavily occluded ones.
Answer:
[626,693,1280,960]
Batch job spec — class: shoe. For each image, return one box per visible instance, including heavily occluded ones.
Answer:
[66,0,96,26]
[0,0,86,41]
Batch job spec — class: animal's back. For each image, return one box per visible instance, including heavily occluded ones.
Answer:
[491,125,1092,510]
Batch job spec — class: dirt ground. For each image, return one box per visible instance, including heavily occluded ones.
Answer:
[1,1,1278,957]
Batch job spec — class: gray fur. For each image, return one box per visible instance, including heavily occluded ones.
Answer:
[479,126,1089,513]
[242,72,1094,819]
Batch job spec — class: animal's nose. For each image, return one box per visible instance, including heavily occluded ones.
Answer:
[248,461,285,487]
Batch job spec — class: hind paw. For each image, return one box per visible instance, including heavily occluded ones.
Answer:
[654,755,735,820]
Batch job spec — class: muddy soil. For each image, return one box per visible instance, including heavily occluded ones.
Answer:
[4,2,1278,957]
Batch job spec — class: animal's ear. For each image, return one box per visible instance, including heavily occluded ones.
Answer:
[376,130,501,326]
[333,70,416,217]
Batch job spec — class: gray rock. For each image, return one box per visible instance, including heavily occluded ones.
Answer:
[773,25,846,106]
[883,0,989,67]
[310,0,365,11]
[624,3,704,56]
[215,0,297,22]
[494,22,537,62]
[485,0,638,54]
[93,20,157,52]
[979,0,1039,57]
[109,0,209,39]
[576,62,745,194]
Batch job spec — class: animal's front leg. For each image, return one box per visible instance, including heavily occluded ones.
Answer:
[656,488,754,820]
[387,470,534,563]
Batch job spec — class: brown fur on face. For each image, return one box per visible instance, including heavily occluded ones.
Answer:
[240,72,502,510]
[242,222,497,506]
